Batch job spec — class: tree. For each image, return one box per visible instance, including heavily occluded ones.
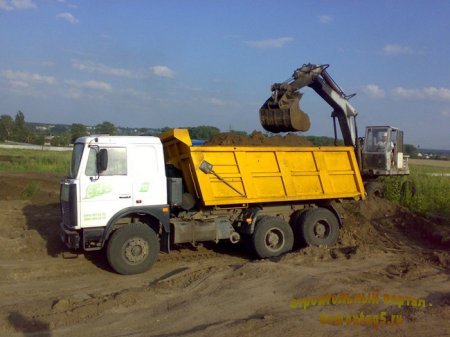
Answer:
[71,123,88,143]
[32,134,46,146]
[51,124,70,134]
[188,125,220,140]
[13,111,32,143]
[95,121,117,135]
[404,144,418,158]
[0,115,14,141]
[51,132,71,147]
[306,135,343,146]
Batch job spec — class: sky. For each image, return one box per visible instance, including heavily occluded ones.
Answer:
[0,0,449,149]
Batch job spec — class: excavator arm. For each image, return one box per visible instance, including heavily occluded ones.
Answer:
[259,64,359,147]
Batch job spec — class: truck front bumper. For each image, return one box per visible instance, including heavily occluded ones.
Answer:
[60,222,80,250]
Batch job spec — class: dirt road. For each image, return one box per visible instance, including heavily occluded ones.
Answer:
[0,172,449,337]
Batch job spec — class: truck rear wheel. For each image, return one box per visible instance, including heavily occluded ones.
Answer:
[300,208,339,246]
[107,223,159,275]
[251,216,294,258]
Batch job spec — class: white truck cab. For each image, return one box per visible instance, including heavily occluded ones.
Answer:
[60,136,171,273]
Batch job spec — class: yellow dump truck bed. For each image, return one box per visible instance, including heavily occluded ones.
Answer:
[161,129,365,206]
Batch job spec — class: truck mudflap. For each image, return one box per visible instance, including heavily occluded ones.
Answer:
[60,222,80,250]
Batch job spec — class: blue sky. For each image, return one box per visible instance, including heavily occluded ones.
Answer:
[0,0,449,149]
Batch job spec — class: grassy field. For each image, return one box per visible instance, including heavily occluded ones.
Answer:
[0,147,71,175]
[382,160,450,220]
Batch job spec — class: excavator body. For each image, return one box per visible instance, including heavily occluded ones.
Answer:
[259,63,409,180]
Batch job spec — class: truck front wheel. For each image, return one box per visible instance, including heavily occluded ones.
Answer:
[107,223,159,275]
[300,208,339,246]
[251,216,294,258]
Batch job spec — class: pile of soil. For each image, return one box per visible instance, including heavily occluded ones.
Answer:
[204,131,312,146]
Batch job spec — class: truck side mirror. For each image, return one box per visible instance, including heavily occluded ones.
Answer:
[97,149,108,172]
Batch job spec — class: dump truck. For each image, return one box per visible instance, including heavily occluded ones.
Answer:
[60,128,365,274]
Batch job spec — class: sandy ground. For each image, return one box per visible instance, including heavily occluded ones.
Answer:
[0,172,449,337]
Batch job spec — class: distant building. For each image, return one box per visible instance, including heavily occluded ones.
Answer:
[44,135,54,146]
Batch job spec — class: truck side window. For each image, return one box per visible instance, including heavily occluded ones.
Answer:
[101,148,127,176]
[85,147,127,176]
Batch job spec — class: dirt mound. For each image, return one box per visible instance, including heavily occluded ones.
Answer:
[204,131,312,146]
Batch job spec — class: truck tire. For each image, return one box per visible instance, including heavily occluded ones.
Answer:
[300,208,339,246]
[107,223,159,275]
[251,216,294,258]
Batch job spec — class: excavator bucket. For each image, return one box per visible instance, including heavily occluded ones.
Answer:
[259,91,311,133]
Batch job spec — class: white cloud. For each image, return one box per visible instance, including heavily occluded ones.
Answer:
[65,79,112,91]
[10,80,29,88]
[208,97,225,106]
[319,15,333,24]
[73,61,176,79]
[83,80,112,91]
[244,37,293,49]
[0,0,36,11]
[56,12,79,24]
[150,65,175,78]
[392,87,450,101]
[1,69,56,85]
[72,60,136,78]
[362,84,385,98]
[441,109,450,117]
[383,44,413,56]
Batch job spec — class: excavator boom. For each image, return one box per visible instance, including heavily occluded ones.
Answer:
[259,63,358,147]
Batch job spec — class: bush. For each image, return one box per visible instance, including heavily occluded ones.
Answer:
[381,165,450,219]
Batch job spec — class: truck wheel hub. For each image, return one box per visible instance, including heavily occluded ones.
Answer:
[265,228,284,251]
[124,238,149,264]
[314,222,328,238]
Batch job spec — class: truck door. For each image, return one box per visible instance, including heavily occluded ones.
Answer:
[79,146,132,228]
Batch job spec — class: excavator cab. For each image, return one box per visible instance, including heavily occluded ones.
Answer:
[362,126,409,176]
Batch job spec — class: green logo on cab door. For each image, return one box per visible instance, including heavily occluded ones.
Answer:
[139,182,150,192]
[85,183,112,199]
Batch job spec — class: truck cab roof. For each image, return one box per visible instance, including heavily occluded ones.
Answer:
[75,135,162,146]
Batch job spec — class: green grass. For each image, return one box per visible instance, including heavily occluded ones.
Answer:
[381,164,450,220]
[21,181,41,198]
[0,148,71,175]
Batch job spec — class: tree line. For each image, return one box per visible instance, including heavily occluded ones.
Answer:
[0,111,234,146]
[0,111,119,146]
[0,111,423,157]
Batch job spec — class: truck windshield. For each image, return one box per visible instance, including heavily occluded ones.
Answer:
[69,143,84,178]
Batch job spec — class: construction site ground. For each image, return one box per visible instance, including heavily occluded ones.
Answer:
[0,171,449,337]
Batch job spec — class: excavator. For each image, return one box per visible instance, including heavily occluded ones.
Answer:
[259,63,409,193]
